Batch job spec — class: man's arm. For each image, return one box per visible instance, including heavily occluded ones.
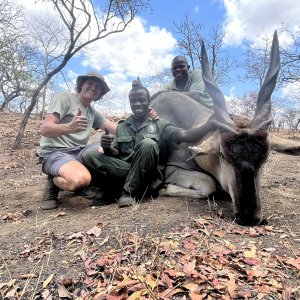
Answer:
[177,116,214,143]
[100,112,157,133]
[41,109,88,137]
[100,119,117,134]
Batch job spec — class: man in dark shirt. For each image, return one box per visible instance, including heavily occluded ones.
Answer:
[82,81,211,207]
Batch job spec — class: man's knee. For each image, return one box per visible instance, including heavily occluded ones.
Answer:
[68,172,92,191]
[82,150,93,163]
[56,161,92,191]
[137,138,158,154]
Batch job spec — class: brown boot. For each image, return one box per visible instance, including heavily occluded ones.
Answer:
[40,176,59,210]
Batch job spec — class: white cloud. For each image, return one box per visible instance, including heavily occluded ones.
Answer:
[17,0,177,114]
[19,0,52,14]
[222,0,300,45]
[82,17,176,78]
[77,17,177,109]
[281,81,300,102]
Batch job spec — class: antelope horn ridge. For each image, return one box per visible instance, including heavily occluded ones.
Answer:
[251,30,280,132]
[201,40,237,133]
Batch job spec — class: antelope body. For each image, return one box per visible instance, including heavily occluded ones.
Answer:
[151,31,300,225]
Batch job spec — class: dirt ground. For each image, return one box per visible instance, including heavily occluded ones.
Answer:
[0,111,299,300]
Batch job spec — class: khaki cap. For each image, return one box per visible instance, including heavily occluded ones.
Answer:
[76,71,110,97]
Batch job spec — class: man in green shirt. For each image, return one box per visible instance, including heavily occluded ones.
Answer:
[37,72,116,210]
[82,81,212,208]
[165,55,213,109]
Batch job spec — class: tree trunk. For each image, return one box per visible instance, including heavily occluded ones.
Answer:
[0,94,19,111]
[13,89,40,149]
[13,63,67,149]
[295,119,300,132]
[41,85,47,118]
[0,100,8,111]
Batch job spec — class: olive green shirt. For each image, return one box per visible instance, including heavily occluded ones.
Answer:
[112,115,181,163]
[165,69,213,109]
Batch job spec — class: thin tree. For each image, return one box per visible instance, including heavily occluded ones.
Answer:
[279,25,300,87]
[295,118,300,132]
[143,64,172,93]
[172,12,203,69]
[173,13,235,86]
[0,41,36,111]
[282,108,300,131]
[205,26,235,86]
[241,32,274,88]
[0,0,23,51]
[0,0,33,111]
[277,25,300,105]
[13,0,149,149]
[240,29,299,125]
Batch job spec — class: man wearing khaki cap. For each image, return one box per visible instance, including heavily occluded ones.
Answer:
[37,72,117,210]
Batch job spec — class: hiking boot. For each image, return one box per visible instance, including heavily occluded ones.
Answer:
[40,176,59,210]
[90,197,115,207]
[118,192,135,208]
[74,187,97,200]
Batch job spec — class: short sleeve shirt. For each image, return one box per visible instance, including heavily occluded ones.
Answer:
[112,115,181,163]
[166,69,205,93]
[165,69,213,108]
[37,92,107,157]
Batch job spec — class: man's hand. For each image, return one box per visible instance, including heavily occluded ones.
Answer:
[101,128,114,150]
[148,108,159,120]
[67,108,88,133]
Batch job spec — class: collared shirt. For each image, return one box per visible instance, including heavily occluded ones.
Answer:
[111,115,181,163]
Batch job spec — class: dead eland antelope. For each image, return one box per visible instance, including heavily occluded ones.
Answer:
[150,31,300,226]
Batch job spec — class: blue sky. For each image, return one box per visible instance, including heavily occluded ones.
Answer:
[21,0,300,114]
[144,1,225,30]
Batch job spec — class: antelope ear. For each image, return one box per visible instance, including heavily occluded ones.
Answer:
[268,134,300,155]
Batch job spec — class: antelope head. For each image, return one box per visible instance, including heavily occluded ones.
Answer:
[200,31,280,225]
